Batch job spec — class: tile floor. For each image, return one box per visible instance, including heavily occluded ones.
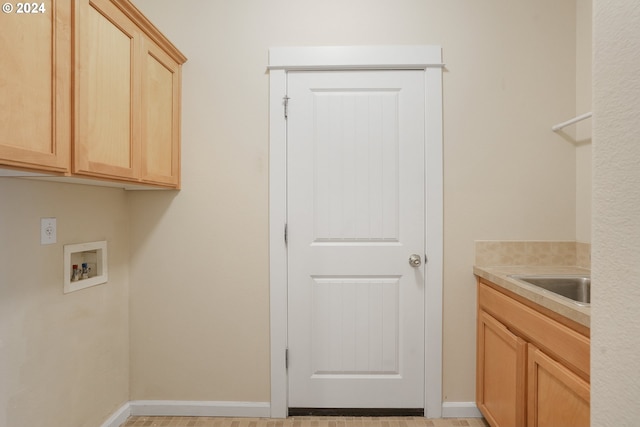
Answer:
[121,416,490,427]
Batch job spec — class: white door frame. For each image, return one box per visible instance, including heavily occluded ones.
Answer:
[268,46,444,418]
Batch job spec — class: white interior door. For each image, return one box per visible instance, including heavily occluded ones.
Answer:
[287,70,426,409]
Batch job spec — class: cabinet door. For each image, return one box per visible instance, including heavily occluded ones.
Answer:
[0,0,71,172]
[74,0,141,181]
[477,311,527,427]
[140,38,181,187]
[528,345,589,427]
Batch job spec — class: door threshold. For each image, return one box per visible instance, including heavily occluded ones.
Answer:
[288,408,424,417]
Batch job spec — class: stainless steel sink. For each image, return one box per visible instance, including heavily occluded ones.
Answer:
[508,275,591,305]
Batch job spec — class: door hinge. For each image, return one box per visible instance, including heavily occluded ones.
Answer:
[284,223,288,245]
[285,348,289,369]
[283,96,290,119]
[425,254,428,264]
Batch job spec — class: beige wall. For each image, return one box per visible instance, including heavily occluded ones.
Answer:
[575,0,592,243]
[130,0,579,404]
[0,179,129,426]
[592,0,640,424]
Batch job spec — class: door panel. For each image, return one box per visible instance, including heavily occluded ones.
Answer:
[528,345,590,427]
[312,89,400,242]
[75,0,140,179]
[476,311,527,427]
[312,277,400,375]
[141,38,181,186]
[287,70,425,408]
[0,0,70,172]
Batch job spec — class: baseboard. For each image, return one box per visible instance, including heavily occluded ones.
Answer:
[441,402,483,418]
[130,400,271,418]
[100,402,131,427]
[102,400,477,423]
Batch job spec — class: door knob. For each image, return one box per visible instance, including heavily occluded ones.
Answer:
[409,254,422,267]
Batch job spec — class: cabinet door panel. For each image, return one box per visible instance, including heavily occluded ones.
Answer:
[477,311,527,427]
[0,0,70,171]
[528,345,589,427]
[141,39,181,187]
[75,0,140,180]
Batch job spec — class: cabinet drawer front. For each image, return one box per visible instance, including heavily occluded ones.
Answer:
[479,282,590,379]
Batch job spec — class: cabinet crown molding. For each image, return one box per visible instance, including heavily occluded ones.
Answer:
[108,0,187,64]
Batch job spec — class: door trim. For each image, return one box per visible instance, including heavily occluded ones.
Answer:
[268,46,444,418]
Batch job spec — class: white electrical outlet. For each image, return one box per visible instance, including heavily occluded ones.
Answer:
[40,217,57,245]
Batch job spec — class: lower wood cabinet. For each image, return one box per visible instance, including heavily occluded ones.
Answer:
[476,278,590,427]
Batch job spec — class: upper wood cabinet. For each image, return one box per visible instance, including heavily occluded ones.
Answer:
[0,0,71,172]
[74,0,186,188]
[0,0,186,188]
